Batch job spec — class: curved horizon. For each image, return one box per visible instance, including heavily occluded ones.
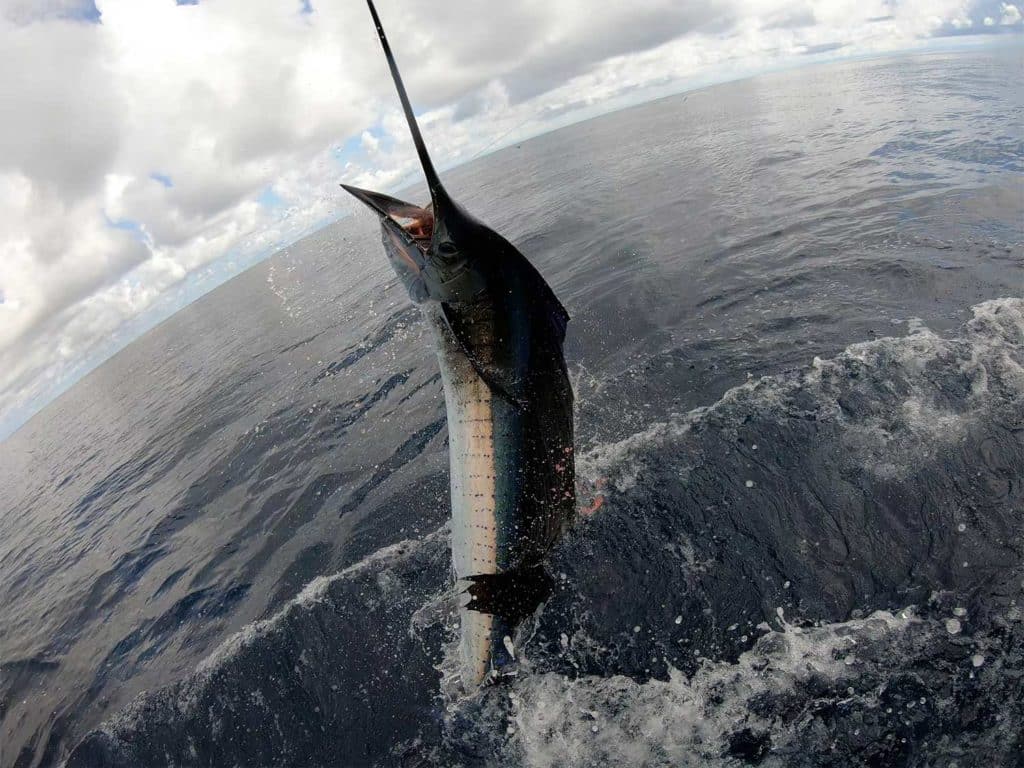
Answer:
[1,0,1021,440]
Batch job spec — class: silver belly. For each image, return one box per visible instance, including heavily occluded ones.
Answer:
[426,306,512,579]
[424,306,518,684]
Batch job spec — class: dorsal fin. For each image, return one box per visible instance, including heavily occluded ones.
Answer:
[365,0,447,204]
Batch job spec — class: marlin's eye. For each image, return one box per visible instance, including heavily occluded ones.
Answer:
[437,241,458,259]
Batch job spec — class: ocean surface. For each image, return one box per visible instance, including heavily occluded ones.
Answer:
[1,49,1023,767]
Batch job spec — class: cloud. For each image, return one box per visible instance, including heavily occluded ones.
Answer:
[0,0,1020,437]
[360,131,380,154]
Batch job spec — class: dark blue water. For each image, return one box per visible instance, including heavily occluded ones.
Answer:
[1,49,1022,767]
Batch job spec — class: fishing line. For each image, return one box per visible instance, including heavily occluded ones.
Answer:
[467,114,536,162]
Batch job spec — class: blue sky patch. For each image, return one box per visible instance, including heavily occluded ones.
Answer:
[332,126,393,167]
[150,172,174,188]
[257,186,286,209]
[104,214,146,243]
[66,1,101,23]
[333,133,366,165]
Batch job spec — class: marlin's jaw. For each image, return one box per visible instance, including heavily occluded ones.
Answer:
[341,182,487,306]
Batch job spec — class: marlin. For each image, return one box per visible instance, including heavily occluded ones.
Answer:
[342,0,576,687]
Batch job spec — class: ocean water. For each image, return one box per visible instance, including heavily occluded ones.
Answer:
[1,49,1022,767]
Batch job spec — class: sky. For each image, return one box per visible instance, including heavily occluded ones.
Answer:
[0,0,1021,439]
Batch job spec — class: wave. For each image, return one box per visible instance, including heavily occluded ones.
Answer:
[66,533,452,768]
[539,298,1023,676]
[66,298,1024,767]
[496,605,1024,767]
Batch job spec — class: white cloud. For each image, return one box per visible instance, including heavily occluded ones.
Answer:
[360,131,381,154]
[0,0,1018,436]
[1000,3,1022,23]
